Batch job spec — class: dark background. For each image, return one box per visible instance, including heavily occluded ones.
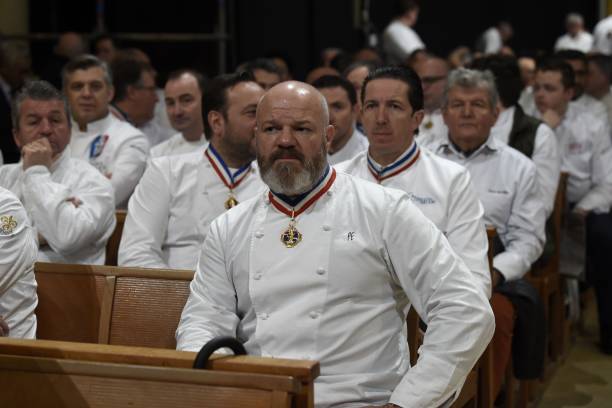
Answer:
[28,0,599,82]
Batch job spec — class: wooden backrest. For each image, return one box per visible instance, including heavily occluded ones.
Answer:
[0,338,319,408]
[486,226,497,275]
[105,274,192,348]
[105,210,127,266]
[35,263,193,346]
[552,172,569,257]
[34,263,112,343]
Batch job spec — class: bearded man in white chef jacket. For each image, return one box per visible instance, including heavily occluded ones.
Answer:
[176,81,495,408]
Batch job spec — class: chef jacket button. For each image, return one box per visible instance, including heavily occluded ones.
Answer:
[309,311,320,319]
[255,231,264,238]
[253,273,262,280]
[202,191,208,195]
[260,313,269,320]
[316,267,326,275]
[327,191,333,196]
[322,224,331,231]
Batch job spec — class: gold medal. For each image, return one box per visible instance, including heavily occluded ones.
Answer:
[424,120,433,129]
[225,194,239,210]
[281,218,302,248]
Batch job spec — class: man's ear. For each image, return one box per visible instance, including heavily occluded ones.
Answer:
[325,124,335,151]
[12,129,22,150]
[208,111,225,139]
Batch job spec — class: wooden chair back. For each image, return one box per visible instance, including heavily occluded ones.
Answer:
[105,210,127,266]
[34,263,193,347]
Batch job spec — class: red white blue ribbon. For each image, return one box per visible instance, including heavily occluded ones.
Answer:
[204,144,252,190]
[269,167,336,217]
[367,141,420,182]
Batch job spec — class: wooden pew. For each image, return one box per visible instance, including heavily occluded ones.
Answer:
[105,209,127,266]
[34,262,193,348]
[0,338,319,408]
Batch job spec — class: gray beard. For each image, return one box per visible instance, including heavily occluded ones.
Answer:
[259,148,327,196]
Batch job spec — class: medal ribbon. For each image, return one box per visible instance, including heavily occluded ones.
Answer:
[367,141,420,182]
[268,167,336,218]
[205,144,252,190]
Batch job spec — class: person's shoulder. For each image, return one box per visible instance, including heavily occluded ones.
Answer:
[334,150,367,174]
[419,147,468,178]
[106,116,147,141]
[498,142,537,175]
[0,186,30,234]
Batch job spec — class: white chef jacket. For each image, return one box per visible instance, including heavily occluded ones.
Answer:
[119,147,265,270]
[0,187,38,339]
[327,128,368,166]
[554,31,594,53]
[593,15,612,55]
[490,106,561,217]
[69,113,150,208]
[429,135,546,281]
[573,94,609,124]
[479,27,502,54]
[0,148,116,265]
[139,119,175,148]
[383,20,425,64]
[417,110,447,149]
[553,104,612,213]
[336,143,491,298]
[176,169,495,408]
[149,132,206,160]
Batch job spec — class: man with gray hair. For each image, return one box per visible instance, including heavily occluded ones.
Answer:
[177,80,494,407]
[428,68,546,397]
[0,80,115,265]
[555,13,593,53]
[63,55,149,208]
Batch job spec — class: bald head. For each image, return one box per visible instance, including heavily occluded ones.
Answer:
[256,81,334,196]
[258,81,330,128]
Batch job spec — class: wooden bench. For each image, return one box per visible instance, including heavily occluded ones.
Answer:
[0,338,319,408]
[34,262,193,348]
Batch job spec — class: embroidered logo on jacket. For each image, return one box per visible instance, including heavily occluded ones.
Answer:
[0,215,18,235]
[90,134,109,158]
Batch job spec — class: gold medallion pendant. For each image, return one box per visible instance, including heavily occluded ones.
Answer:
[424,120,433,129]
[225,195,239,210]
[281,220,302,248]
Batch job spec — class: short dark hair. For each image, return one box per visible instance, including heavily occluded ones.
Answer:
[62,54,112,87]
[396,0,419,14]
[587,54,612,83]
[12,80,70,130]
[166,68,206,93]
[237,58,282,77]
[202,71,257,139]
[554,49,587,65]
[470,55,522,107]
[110,57,154,102]
[362,66,424,111]
[91,33,114,50]
[311,75,357,106]
[536,58,576,90]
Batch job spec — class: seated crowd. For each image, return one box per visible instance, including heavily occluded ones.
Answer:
[1,2,612,407]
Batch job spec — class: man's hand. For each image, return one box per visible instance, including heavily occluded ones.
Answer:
[22,138,54,170]
[540,109,562,129]
[0,315,9,337]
